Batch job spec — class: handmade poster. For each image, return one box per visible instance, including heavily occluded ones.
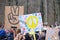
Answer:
[46,27,59,40]
[19,13,43,33]
[5,6,24,29]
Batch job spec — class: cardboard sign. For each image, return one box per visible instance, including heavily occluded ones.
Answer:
[19,13,43,33]
[5,6,24,29]
[46,27,59,40]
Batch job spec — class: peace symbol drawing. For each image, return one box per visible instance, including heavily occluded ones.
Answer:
[26,16,38,29]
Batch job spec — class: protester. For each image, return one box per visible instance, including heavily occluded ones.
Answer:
[7,29,14,40]
[0,25,7,40]
[14,29,25,40]
[25,33,32,40]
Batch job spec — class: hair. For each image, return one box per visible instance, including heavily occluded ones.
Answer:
[0,24,2,27]
[16,29,21,34]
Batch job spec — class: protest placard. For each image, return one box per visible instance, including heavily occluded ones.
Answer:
[19,13,43,33]
[5,6,24,29]
[46,27,59,40]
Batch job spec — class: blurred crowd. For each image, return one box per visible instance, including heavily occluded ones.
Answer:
[0,23,60,40]
[0,24,46,40]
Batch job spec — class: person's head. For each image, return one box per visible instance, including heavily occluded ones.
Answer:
[25,33,31,39]
[35,31,39,33]
[16,29,21,34]
[9,29,14,33]
[5,29,9,34]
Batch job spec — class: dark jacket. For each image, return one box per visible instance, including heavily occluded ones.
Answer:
[25,33,32,40]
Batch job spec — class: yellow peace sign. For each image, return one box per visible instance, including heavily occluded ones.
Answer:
[26,16,38,29]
